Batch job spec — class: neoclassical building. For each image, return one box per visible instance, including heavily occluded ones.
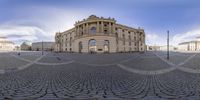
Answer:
[55,15,145,53]
[0,37,15,51]
[178,37,200,51]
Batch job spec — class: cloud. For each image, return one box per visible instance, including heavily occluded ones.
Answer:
[146,33,166,45]
[0,24,48,44]
[0,6,94,45]
[172,28,200,45]
[146,33,158,40]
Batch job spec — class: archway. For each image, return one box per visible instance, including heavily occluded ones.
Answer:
[88,39,97,53]
[104,40,109,53]
[78,41,83,53]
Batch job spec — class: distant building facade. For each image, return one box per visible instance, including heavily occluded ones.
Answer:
[159,45,177,51]
[0,37,15,51]
[147,45,177,51]
[147,45,161,51]
[32,42,54,51]
[55,15,145,53]
[20,42,32,51]
[178,37,200,51]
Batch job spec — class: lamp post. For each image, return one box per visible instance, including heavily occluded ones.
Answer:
[42,40,44,55]
[167,30,169,60]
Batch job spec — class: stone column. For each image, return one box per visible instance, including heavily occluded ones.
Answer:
[109,22,111,34]
[63,35,66,50]
[86,23,89,34]
[101,21,104,33]
[75,26,77,36]
[97,21,99,33]
[77,26,79,36]
[83,24,85,35]
[112,23,115,34]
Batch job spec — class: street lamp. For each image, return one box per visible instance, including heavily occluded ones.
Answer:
[42,40,44,55]
[167,30,169,60]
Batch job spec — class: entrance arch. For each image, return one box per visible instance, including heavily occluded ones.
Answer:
[88,39,97,53]
[78,41,83,53]
[104,40,109,53]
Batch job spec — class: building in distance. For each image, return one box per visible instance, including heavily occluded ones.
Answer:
[0,37,15,51]
[178,37,200,51]
[32,42,55,51]
[20,41,32,51]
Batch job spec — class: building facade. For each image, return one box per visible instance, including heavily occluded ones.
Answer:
[178,41,200,51]
[178,36,200,51]
[159,45,177,51]
[0,37,15,51]
[32,42,55,51]
[20,42,32,51]
[55,15,145,53]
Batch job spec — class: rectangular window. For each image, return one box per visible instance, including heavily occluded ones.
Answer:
[104,30,108,34]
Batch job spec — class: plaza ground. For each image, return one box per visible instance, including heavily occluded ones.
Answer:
[0,51,200,99]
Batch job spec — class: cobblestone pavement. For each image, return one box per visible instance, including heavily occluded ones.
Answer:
[0,51,200,99]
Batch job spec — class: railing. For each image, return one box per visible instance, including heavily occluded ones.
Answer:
[74,33,116,39]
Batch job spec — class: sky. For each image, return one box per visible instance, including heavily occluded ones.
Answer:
[0,0,200,46]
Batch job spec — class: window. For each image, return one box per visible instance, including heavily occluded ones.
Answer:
[65,38,68,46]
[70,37,72,46]
[129,42,131,46]
[79,41,83,53]
[104,40,109,46]
[116,33,118,44]
[90,27,96,34]
[115,33,118,38]
[104,30,108,34]
[123,34,125,39]
[104,40,109,52]
[123,34,125,45]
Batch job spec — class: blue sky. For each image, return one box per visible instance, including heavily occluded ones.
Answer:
[0,0,200,46]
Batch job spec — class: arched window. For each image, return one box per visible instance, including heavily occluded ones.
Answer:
[129,35,131,40]
[79,41,83,53]
[123,34,125,39]
[90,27,96,34]
[104,40,109,53]
[123,34,125,45]
[88,39,97,52]
[116,33,118,44]
[115,33,118,38]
